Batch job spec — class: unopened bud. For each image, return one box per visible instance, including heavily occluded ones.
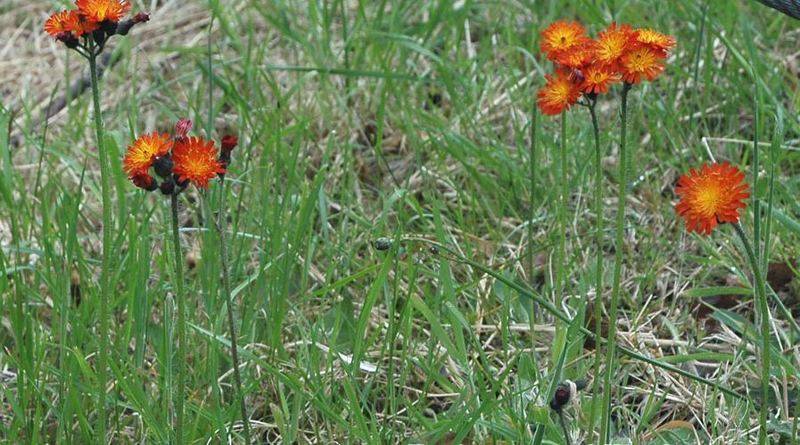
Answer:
[221,135,238,152]
[175,119,193,140]
[133,12,150,23]
[56,31,79,49]
[132,173,158,191]
[153,155,174,178]
[159,178,175,195]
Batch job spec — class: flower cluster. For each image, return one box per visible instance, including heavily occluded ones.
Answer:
[123,119,237,195]
[675,162,749,235]
[537,21,676,115]
[45,0,149,50]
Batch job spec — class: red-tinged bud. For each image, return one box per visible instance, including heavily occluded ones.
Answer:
[174,119,193,140]
[131,173,158,192]
[221,135,238,152]
[133,12,150,23]
[56,31,79,49]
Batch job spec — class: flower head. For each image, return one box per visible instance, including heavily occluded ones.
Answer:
[580,64,621,94]
[555,41,595,69]
[221,135,238,152]
[75,0,131,24]
[619,46,665,84]
[594,23,634,68]
[537,70,582,115]
[675,162,750,235]
[540,21,589,62]
[174,118,193,140]
[632,28,676,55]
[123,132,172,178]
[45,11,72,36]
[172,137,225,188]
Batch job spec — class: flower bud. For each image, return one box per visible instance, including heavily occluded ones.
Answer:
[132,173,158,192]
[133,12,150,23]
[221,135,238,152]
[100,20,117,36]
[175,119,193,140]
[159,178,175,195]
[56,31,79,49]
[153,155,174,179]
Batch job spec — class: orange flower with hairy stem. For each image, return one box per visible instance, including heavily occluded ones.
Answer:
[594,22,634,68]
[172,137,225,188]
[537,70,582,115]
[619,46,665,84]
[633,28,676,54]
[123,132,172,177]
[540,21,589,62]
[675,162,749,235]
[76,0,131,24]
[580,64,621,94]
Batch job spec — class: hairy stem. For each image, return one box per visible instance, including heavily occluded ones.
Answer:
[600,83,631,444]
[89,43,111,444]
[586,98,604,438]
[214,181,252,443]
[733,222,771,444]
[170,193,187,444]
[556,110,568,308]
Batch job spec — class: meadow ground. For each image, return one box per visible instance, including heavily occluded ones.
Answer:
[1,0,800,443]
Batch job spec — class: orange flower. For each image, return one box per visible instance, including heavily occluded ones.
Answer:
[45,11,72,36]
[594,23,634,68]
[76,0,131,24]
[675,162,749,235]
[172,137,225,188]
[580,64,621,94]
[537,70,582,115]
[540,21,589,62]
[632,28,676,54]
[123,132,172,177]
[555,41,595,69]
[619,46,665,84]
[45,9,99,37]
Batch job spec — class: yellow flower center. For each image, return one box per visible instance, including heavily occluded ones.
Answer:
[694,180,723,216]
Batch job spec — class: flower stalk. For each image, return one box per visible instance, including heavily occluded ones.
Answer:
[586,96,605,435]
[213,174,252,443]
[169,192,187,444]
[732,222,771,444]
[600,81,631,444]
[88,38,112,442]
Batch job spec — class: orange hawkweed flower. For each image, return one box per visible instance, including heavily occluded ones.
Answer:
[580,64,621,94]
[537,70,582,115]
[675,162,749,235]
[45,11,72,36]
[594,23,634,68]
[172,137,225,188]
[123,132,172,177]
[540,21,589,62]
[76,0,131,24]
[45,9,99,37]
[632,28,676,54]
[555,41,595,69]
[619,46,665,84]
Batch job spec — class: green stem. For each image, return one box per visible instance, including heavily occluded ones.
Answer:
[170,193,187,444]
[586,98,604,438]
[88,42,111,443]
[733,222,771,445]
[214,182,252,443]
[600,83,631,444]
[556,110,568,308]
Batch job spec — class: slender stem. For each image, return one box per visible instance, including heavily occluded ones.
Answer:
[586,98,604,438]
[600,83,631,444]
[733,222,771,444]
[88,42,111,444]
[556,110,568,308]
[213,181,252,443]
[558,411,573,445]
[170,193,187,444]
